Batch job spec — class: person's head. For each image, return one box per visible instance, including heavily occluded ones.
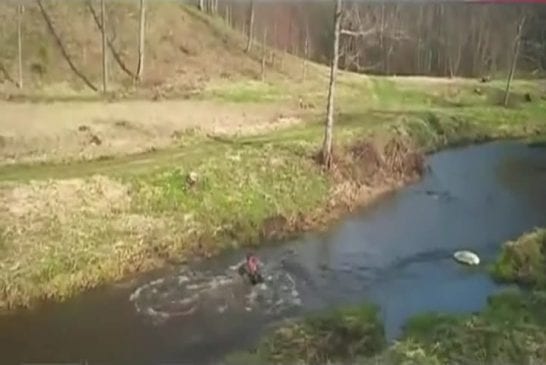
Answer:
[246,252,253,261]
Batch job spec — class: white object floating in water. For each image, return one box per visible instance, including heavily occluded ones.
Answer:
[453,250,480,266]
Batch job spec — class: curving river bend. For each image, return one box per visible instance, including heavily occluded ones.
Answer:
[0,141,545,364]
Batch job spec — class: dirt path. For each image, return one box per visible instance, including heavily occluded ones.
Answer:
[0,100,303,165]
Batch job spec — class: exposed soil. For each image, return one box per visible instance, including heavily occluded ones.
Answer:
[259,138,424,243]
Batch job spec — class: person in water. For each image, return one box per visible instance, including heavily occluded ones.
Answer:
[238,252,264,285]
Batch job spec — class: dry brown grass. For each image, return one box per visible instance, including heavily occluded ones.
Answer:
[0,1,307,97]
[0,175,196,309]
[0,99,301,165]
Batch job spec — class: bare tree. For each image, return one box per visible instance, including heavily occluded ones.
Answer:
[224,4,231,27]
[322,0,342,168]
[302,23,310,81]
[261,28,267,81]
[136,0,146,82]
[203,0,216,15]
[504,13,526,107]
[245,0,255,52]
[17,0,23,89]
[445,6,465,78]
[36,0,98,91]
[0,62,16,86]
[100,0,108,93]
[86,0,134,79]
[198,0,204,12]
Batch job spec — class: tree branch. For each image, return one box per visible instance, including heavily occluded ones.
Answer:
[340,28,377,38]
[0,61,16,86]
[341,27,410,42]
[36,0,98,91]
[86,0,135,79]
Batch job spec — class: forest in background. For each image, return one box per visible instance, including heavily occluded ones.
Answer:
[0,0,544,95]
[226,0,546,77]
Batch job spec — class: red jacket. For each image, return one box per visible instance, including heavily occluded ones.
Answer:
[247,256,260,274]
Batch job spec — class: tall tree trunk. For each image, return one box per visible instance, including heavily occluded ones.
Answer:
[86,0,134,79]
[261,28,267,81]
[36,0,98,91]
[379,4,386,74]
[245,0,255,52]
[272,21,277,64]
[454,41,463,77]
[100,0,108,93]
[228,5,232,27]
[198,0,204,12]
[302,25,309,81]
[224,4,230,26]
[136,0,146,82]
[17,1,24,89]
[322,0,342,169]
[416,5,423,75]
[504,14,526,107]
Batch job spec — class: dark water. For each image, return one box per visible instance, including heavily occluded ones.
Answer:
[1,141,545,365]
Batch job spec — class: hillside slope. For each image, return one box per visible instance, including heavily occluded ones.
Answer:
[0,0,302,97]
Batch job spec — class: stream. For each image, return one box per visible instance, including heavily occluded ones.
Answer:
[0,141,545,364]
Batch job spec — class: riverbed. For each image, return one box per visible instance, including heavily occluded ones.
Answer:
[0,141,545,364]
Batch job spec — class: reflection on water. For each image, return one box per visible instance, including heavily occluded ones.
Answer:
[0,141,544,364]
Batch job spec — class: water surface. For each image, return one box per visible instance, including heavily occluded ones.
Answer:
[0,141,545,364]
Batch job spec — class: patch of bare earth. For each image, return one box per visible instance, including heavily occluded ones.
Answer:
[327,137,423,210]
[0,100,301,165]
[261,137,425,241]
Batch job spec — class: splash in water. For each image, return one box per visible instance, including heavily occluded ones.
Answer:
[129,257,301,324]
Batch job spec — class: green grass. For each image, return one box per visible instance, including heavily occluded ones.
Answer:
[229,229,546,365]
[491,228,546,287]
[226,304,385,365]
[199,80,291,103]
[374,290,546,365]
[129,141,329,247]
[229,290,546,365]
[0,137,330,309]
[0,76,545,310]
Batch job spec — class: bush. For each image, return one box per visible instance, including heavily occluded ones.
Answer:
[490,228,546,287]
[245,304,385,365]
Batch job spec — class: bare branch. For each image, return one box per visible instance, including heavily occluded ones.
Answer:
[136,0,146,82]
[340,28,376,38]
[0,61,17,86]
[341,28,409,41]
[36,0,98,92]
[245,0,255,52]
[17,0,24,88]
[100,0,108,93]
[86,0,135,79]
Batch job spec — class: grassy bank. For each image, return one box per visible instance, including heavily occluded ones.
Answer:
[491,228,546,287]
[1,75,546,310]
[225,304,386,365]
[0,126,421,310]
[381,228,546,365]
[226,228,546,365]
[228,290,546,365]
[376,289,546,365]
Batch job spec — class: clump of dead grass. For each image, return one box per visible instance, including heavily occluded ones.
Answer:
[0,175,195,309]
